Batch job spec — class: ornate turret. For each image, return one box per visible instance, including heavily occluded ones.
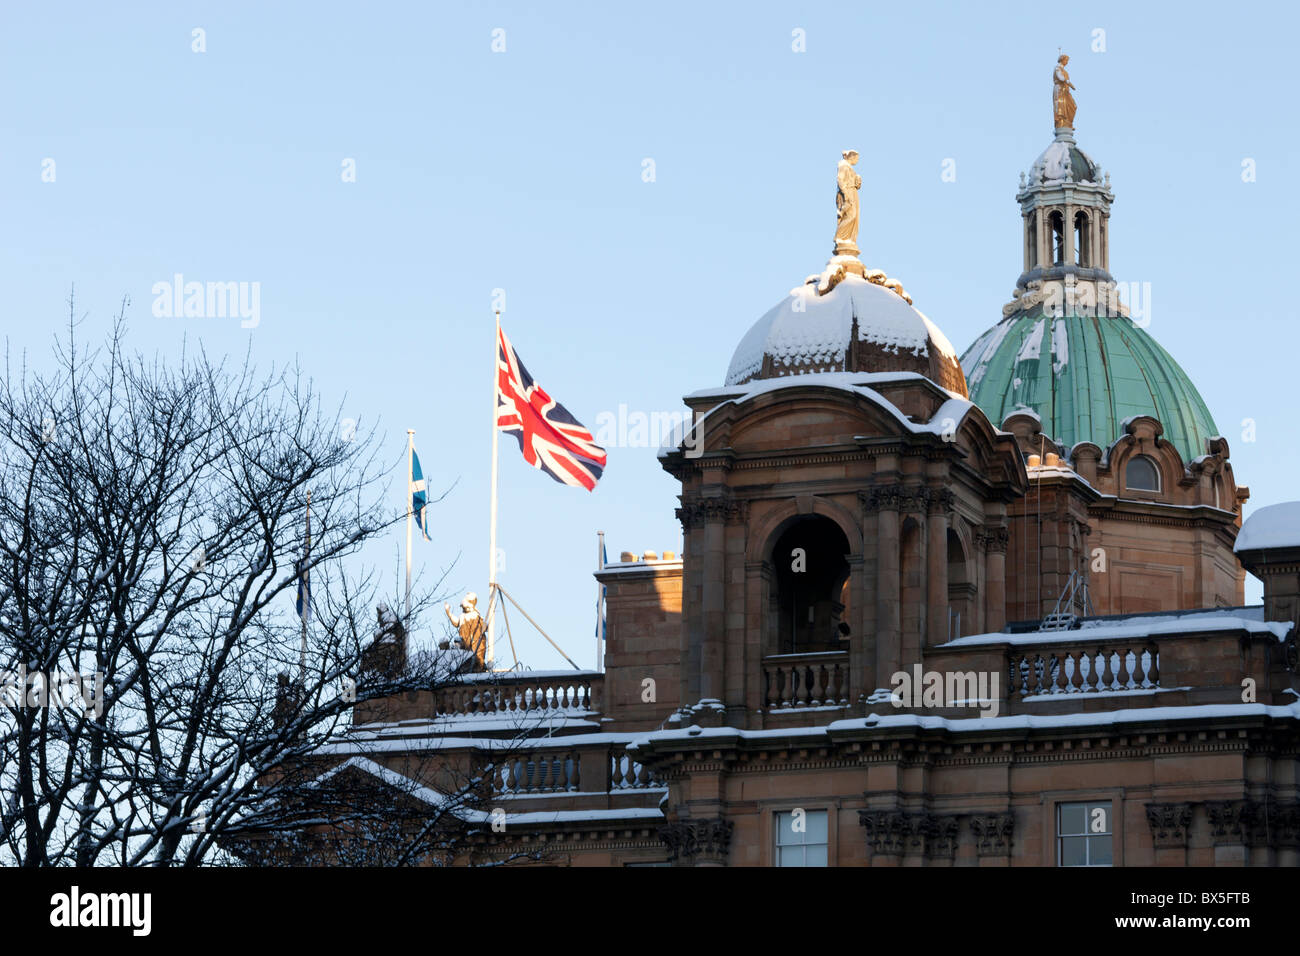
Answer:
[962,56,1222,463]
[1006,53,1120,321]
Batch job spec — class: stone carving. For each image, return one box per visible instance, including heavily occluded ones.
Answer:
[859,484,932,515]
[927,488,956,515]
[983,527,1009,554]
[675,497,748,530]
[1205,800,1253,846]
[859,810,961,860]
[1145,802,1194,849]
[970,812,1016,856]
[658,817,733,863]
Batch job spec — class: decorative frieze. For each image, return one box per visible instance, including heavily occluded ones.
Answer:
[658,817,733,863]
[1145,802,1193,849]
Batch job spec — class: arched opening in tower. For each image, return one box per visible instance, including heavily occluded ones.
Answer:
[1050,211,1066,265]
[772,516,851,654]
[1074,211,1090,268]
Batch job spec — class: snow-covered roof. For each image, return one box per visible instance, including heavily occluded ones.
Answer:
[939,605,1290,648]
[658,371,975,458]
[1235,502,1300,553]
[724,275,958,386]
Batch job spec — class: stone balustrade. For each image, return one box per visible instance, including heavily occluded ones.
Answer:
[761,651,850,709]
[1009,643,1160,697]
[433,671,602,718]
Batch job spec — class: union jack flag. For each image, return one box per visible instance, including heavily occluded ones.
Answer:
[496,325,606,491]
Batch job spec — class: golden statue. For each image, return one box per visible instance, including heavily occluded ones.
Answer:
[834,149,862,256]
[444,592,487,668]
[1053,54,1077,129]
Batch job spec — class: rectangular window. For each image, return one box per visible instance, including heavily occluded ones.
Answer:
[775,809,828,867]
[1057,800,1113,867]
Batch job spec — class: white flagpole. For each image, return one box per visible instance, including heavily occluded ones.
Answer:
[487,309,502,669]
[595,530,606,671]
[405,429,414,624]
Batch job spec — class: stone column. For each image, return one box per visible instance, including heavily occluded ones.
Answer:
[1063,203,1075,265]
[984,522,1008,633]
[926,489,952,648]
[699,501,728,703]
[1037,207,1049,269]
[873,487,902,686]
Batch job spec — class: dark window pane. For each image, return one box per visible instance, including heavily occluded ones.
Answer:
[1089,835,1113,865]
[1059,804,1086,835]
[1059,836,1087,867]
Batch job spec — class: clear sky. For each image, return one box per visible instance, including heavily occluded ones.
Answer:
[2,1,1295,669]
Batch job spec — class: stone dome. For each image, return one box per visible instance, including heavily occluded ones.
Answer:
[961,310,1218,463]
[1027,129,1101,186]
[725,274,968,395]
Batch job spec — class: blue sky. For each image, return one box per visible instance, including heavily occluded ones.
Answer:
[2,1,1294,668]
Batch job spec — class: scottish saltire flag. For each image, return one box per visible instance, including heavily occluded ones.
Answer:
[496,325,607,491]
[411,448,432,541]
[295,506,311,624]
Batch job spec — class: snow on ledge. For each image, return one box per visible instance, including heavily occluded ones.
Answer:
[939,606,1290,647]
[1236,502,1300,553]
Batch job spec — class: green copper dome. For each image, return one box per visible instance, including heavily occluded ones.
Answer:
[962,310,1219,464]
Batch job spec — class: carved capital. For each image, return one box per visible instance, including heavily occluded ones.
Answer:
[1205,800,1253,846]
[658,817,733,864]
[859,810,960,860]
[859,810,909,856]
[970,812,1015,856]
[676,497,748,531]
[860,484,930,514]
[982,526,1009,554]
[927,488,955,516]
[1145,802,1193,849]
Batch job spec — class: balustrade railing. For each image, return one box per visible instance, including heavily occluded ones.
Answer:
[762,652,850,709]
[493,750,581,793]
[435,673,599,718]
[609,748,664,790]
[1009,644,1160,697]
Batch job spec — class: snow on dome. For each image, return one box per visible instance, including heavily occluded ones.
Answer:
[724,274,963,393]
[1235,502,1300,553]
[1027,131,1100,186]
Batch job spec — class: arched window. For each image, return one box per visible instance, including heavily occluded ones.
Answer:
[1074,211,1090,267]
[1125,455,1160,492]
[1049,211,1065,265]
[772,516,851,654]
[1028,215,1038,268]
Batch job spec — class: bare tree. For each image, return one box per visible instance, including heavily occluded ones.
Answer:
[0,297,534,866]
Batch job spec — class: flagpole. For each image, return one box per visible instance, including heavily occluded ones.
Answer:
[595,530,606,672]
[301,489,310,679]
[406,429,414,624]
[487,309,502,669]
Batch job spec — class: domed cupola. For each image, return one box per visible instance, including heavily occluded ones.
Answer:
[962,55,1220,464]
[724,148,967,396]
